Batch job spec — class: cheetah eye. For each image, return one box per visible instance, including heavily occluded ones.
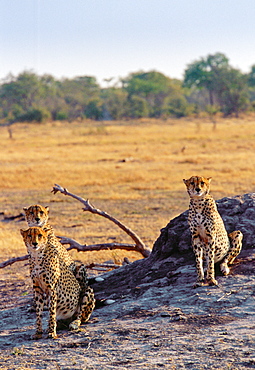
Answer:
[190,181,194,186]
[40,211,44,215]
[38,234,43,238]
[201,181,205,186]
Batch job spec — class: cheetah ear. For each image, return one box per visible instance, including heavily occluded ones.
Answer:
[45,206,49,212]
[20,228,27,236]
[23,207,28,211]
[44,227,51,234]
[207,177,212,183]
[183,179,187,185]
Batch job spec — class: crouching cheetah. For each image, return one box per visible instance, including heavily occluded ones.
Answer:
[20,227,95,339]
[23,205,89,295]
[183,176,243,287]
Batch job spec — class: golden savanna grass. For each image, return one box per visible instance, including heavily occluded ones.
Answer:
[1,117,255,268]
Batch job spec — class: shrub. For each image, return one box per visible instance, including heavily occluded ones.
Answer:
[55,111,68,120]
[128,96,149,118]
[18,108,51,123]
[163,96,193,118]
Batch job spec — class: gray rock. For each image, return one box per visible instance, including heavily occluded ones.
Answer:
[92,193,255,300]
[153,192,255,259]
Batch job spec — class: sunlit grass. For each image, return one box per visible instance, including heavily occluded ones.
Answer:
[1,116,255,267]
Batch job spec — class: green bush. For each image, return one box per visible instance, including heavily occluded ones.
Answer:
[163,96,193,118]
[85,100,103,120]
[18,108,51,122]
[55,111,68,120]
[128,96,149,118]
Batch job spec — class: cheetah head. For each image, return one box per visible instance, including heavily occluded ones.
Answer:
[23,205,49,227]
[20,226,50,252]
[183,176,212,199]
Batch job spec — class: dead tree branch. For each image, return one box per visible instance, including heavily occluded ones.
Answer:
[86,262,120,270]
[0,184,151,269]
[59,236,148,256]
[0,254,29,268]
[52,184,150,258]
[0,239,142,269]
[0,249,121,270]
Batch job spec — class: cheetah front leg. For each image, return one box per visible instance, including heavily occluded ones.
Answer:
[192,236,205,287]
[32,285,44,339]
[205,238,218,286]
[47,289,58,339]
[220,230,243,275]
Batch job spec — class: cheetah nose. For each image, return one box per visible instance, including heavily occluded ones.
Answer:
[35,218,40,222]
[32,242,38,247]
[195,188,201,192]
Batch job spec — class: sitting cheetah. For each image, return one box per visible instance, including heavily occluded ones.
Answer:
[183,176,243,287]
[24,205,88,295]
[20,226,95,339]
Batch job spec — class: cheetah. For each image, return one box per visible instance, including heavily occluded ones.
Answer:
[20,226,95,339]
[183,176,243,287]
[24,205,89,294]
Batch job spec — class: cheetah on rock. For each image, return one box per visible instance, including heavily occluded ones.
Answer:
[183,176,243,287]
[20,226,95,339]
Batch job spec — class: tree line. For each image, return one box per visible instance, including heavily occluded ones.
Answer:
[1,52,255,123]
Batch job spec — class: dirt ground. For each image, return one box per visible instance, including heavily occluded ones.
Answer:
[1,250,255,370]
[1,119,255,369]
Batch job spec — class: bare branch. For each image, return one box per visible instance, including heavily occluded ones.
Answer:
[1,184,151,269]
[86,262,120,270]
[0,254,119,271]
[58,236,149,257]
[0,254,29,268]
[52,184,150,257]
[0,240,144,269]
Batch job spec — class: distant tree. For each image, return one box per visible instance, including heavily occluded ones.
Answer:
[215,68,249,117]
[247,65,255,108]
[85,99,103,120]
[163,95,193,118]
[59,76,101,120]
[124,71,190,118]
[0,62,250,124]
[183,53,229,106]
[18,107,51,123]
[38,74,65,119]
[101,88,128,120]
[205,104,220,129]
[184,53,249,117]
[248,65,255,87]
[128,95,150,118]
[0,71,44,121]
[124,71,171,117]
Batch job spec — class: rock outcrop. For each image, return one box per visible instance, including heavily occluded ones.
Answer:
[92,193,255,300]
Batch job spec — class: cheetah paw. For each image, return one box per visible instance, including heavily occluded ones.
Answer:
[220,263,230,276]
[47,332,58,339]
[207,278,218,286]
[31,332,43,340]
[193,280,205,288]
[69,320,81,331]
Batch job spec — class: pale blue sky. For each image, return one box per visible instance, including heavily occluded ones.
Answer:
[1,0,255,85]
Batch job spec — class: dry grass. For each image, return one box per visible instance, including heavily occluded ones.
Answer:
[1,116,255,267]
